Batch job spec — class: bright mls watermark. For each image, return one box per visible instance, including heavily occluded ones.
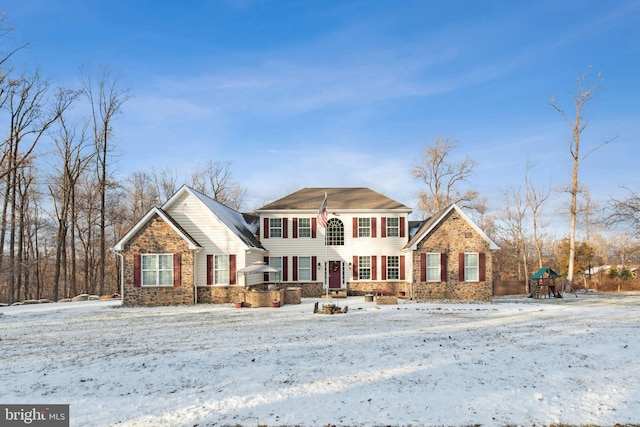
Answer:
[1,405,69,426]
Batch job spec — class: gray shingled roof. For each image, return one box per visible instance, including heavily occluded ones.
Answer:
[257,187,411,211]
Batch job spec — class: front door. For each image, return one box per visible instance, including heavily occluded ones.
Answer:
[328,261,342,289]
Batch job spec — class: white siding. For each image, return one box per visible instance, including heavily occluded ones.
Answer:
[165,191,257,286]
[261,211,411,284]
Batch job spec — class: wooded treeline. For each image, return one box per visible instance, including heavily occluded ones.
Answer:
[2,18,640,304]
[0,21,248,303]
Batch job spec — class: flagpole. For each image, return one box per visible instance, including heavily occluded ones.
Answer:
[317,192,329,300]
[324,192,328,300]
[325,225,329,300]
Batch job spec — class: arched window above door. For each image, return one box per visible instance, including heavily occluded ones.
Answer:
[326,218,344,246]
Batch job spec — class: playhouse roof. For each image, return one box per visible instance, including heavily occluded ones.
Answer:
[531,267,562,280]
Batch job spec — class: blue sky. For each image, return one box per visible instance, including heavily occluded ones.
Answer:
[4,1,640,230]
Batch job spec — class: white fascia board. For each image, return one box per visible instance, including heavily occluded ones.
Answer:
[407,204,499,252]
[113,207,201,251]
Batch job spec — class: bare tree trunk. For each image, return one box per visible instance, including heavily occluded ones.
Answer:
[81,66,129,296]
[525,162,551,270]
[8,134,18,303]
[551,69,613,285]
[3,73,73,302]
[70,184,77,297]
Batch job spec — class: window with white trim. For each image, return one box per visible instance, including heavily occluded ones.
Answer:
[142,254,173,286]
[298,256,311,281]
[215,255,229,285]
[269,218,282,238]
[358,256,371,280]
[298,218,311,238]
[358,218,371,237]
[426,253,441,282]
[464,253,479,282]
[269,257,282,281]
[326,218,344,246]
[386,217,399,237]
[387,255,399,280]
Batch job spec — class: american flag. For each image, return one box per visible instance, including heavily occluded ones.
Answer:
[317,193,328,228]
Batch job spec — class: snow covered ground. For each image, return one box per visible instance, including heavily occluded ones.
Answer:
[1,293,639,427]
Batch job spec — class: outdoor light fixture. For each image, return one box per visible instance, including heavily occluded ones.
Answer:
[317,262,322,269]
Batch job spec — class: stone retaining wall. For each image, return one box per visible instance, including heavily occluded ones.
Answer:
[197,286,243,304]
[347,281,410,296]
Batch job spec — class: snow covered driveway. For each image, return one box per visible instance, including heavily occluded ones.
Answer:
[1,293,639,426]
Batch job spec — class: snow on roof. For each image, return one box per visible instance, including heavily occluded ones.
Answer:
[179,186,264,250]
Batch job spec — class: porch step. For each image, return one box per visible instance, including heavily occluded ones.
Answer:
[321,290,347,299]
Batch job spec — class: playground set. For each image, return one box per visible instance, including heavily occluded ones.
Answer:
[528,267,565,298]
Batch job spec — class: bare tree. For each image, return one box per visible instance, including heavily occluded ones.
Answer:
[75,175,100,294]
[128,171,160,220]
[524,162,551,270]
[48,100,92,300]
[607,187,640,239]
[1,71,72,303]
[152,167,179,201]
[502,187,529,283]
[412,135,478,217]
[551,68,615,287]
[189,161,247,210]
[577,187,603,279]
[80,65,130,296]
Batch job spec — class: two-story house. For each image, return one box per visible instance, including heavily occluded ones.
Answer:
[255,187,413,298]
[113,186,498,306]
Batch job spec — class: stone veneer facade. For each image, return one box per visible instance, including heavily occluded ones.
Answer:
[120,209,493,305]
[121,214,194,306]
[411,210,493,301]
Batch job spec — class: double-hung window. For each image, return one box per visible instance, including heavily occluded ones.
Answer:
[358,256,371,280]
[142,254,173,286]
[298,218,311,238]
[387,256,399,280]
[214,255,230,285]
[426,253,441,282]
[298,256,311,281]
[269,218,282,238]
[358,218,371,237]
[386,218,399,237]
[464,253,479,282]
[269,257,282,282]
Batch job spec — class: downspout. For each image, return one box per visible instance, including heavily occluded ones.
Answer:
[112,250,125,305]
[193,249,202,304]
[409,253,414,301]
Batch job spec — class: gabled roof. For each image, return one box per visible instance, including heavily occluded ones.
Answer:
[256,187,412,211]
[113,207,202,251]
[163,185,264,250]
[404,204,500,251]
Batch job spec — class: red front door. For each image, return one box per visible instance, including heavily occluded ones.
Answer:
[328,261,342,289]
